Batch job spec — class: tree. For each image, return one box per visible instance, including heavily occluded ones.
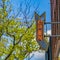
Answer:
[0,0,39,60]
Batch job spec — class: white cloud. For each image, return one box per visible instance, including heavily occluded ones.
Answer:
[44,30,51,36]
[47,30,51,35]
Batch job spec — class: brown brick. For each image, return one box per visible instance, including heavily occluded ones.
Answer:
[50,0,60,60]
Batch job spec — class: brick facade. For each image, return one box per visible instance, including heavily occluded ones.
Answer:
[50,0,60,60]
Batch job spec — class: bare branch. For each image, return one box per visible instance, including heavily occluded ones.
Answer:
[14,3,23,18]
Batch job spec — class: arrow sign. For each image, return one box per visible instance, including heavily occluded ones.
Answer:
[35,12,48,51]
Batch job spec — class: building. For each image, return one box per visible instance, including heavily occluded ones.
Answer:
[50,0,60,60]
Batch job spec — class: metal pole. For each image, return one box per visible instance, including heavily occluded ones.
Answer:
[48,37,52,60]
[45,37,52,60]
[44,35,60,37]
[45,52,48,60]
[44,22,60,24]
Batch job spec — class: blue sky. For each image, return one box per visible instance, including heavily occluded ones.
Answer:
[39,0,51,22]
[11,0,51,22]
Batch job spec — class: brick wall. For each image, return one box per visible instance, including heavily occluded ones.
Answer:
[50,0,60,60]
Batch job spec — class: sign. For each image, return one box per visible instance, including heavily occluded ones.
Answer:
[36,20,44,41]
[35,12,48,51]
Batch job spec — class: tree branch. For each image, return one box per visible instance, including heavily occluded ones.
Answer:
[0,30,3,41]
[4,21,16,60]
[15,20,34,45]
[5,46,15,60]
[6,21,15,45]
[5,28,15,60]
